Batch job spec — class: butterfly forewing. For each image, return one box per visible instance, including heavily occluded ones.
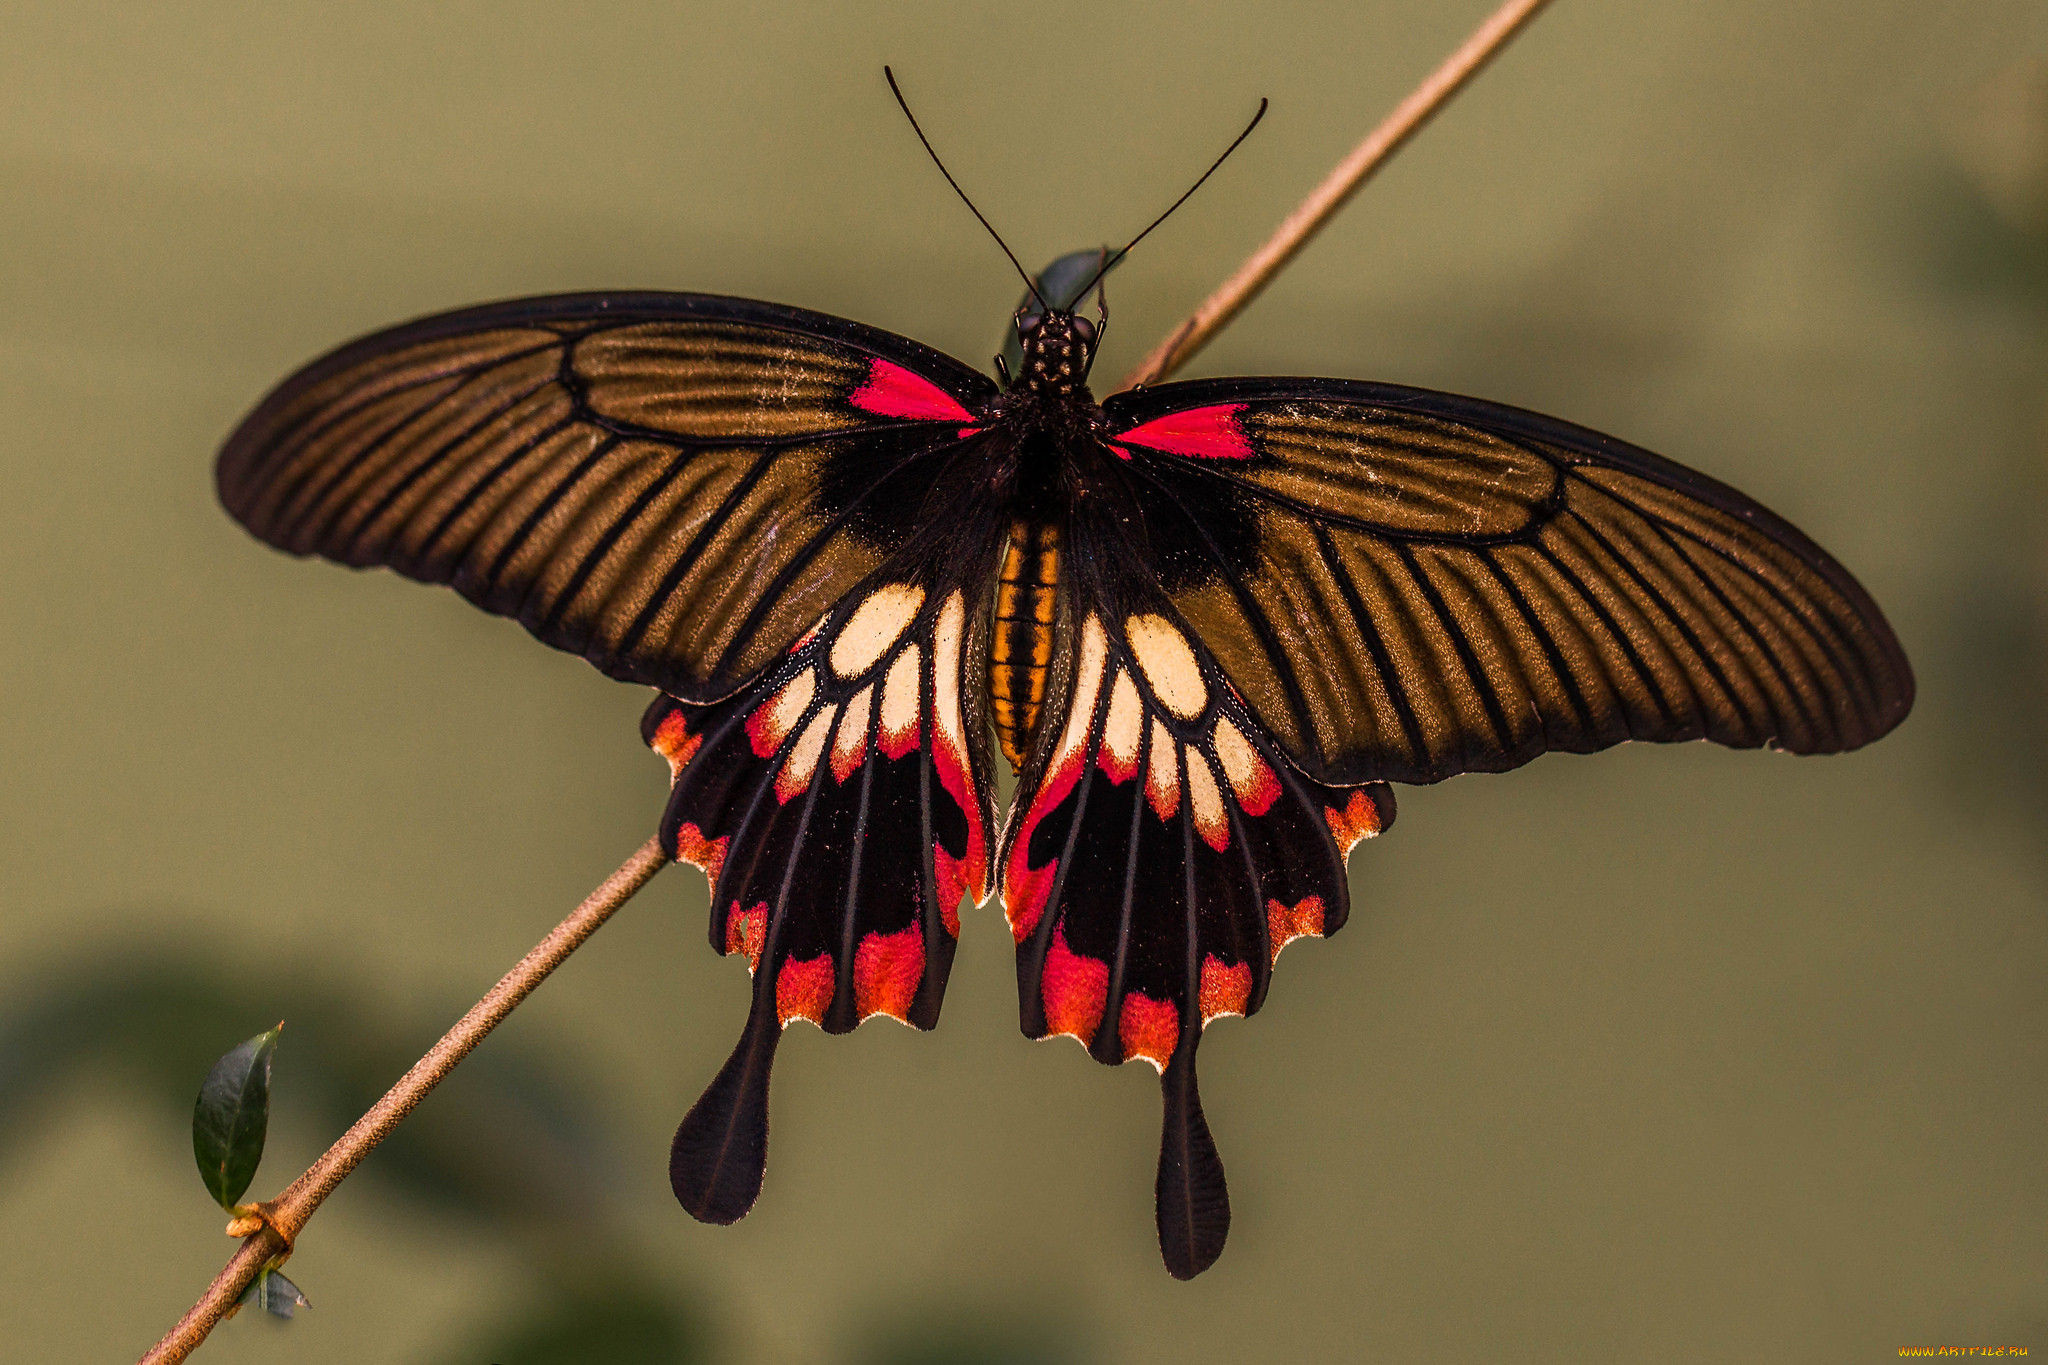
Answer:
[217,293,998,704]
[1100,379,1914,787]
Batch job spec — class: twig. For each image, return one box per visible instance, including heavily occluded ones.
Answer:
[1118,0,1554,390]
[138,836,670,1365]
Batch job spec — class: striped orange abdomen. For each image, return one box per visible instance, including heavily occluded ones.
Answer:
[989,520,1060,770]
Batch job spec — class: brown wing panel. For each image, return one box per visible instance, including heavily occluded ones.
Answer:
[1102,380,1914,786]
[218,293,998,702]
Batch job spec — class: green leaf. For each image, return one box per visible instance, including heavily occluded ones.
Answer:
[237,1268,309,1320]
[192,1024,280,1210]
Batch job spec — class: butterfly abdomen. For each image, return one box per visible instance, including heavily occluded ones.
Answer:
[989,519,1061,770]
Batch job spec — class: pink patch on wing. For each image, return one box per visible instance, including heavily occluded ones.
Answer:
[848,360,975,423]
[1118,991,1180,1070]
[776,952,836,1025]
[1115,404,1254,460]
[1040,924,1108,1045]
[853,926,924,1021]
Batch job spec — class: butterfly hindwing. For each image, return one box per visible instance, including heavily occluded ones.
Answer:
[998,545,1395,1278]
[217,292,1000,705]
[647,554,1001,1223]
[1100,379,1914,786]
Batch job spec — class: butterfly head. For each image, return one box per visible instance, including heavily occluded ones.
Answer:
[1013,310,1098,399]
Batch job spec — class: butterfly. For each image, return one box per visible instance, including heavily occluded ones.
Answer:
[213,107,1914,1280]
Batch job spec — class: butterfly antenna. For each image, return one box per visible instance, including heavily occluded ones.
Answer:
[1076,98,1268,302]
[885,66,1045,311]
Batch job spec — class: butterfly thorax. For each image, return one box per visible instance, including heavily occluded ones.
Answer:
[1013,311,1095,399]
[981,312,1114,768]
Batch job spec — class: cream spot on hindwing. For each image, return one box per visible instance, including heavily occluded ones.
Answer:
[751,668,816,755]
[1101,672,1143,779]
[1146,718,1179,818]
[829,583,925,679]
[880,646,922,753]
[1054,617,1110,767]
[831,685,873,781]
[1125,614,1207,719]
[1185,749,1227,849]
[1212,717,1256,789]
[778,704,838,801]
[932,591,967,756]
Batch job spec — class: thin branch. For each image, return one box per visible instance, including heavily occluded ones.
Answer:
[138,836,671,1365]
[1118,0,1554,391]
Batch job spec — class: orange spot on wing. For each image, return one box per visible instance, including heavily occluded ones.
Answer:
[1326,788,1385,855]
[1267,896,1326,965]
[776,952,835,1026]
[853,926,924,1021]
[673,822,729,890]
[649,710,701,776]
[1118,990,1181,1070]
[1040,924,1108,1045]
[724,900,766,972]
[1198,955,1253,1023]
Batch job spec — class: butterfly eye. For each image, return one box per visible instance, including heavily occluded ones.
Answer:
[1071,316,1098,344]
[1018,313,1043,335]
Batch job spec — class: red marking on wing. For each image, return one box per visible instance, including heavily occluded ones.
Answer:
[1233,757,1280,817]
[1267,895,1327,965]
[776,952,836,1025]
[1198,955,1253,1023]
[829,728,866,784]
[1325,788,1384,854]
[1097,745,1140,785]
[1040,924,1108,1045]
[649,710,702,775]
[1004,744,1084,942]
[932,847,967,936]
[1109,443,1133,461]
[854,926,924,1021]
[725,900,766,973]
[1118,990,1180,1069]
[849,359,976,423]
[745,677,804,758]
[930,729,986,932]
[674,822,729,890]
[1115,404,1253,460]
[1146,740,1180,821]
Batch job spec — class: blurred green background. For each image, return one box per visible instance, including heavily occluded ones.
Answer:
[3,1,2045,1360]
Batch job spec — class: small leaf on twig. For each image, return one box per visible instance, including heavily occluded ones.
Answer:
[237,1268,309,1320]
[192,1024,281,1210]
